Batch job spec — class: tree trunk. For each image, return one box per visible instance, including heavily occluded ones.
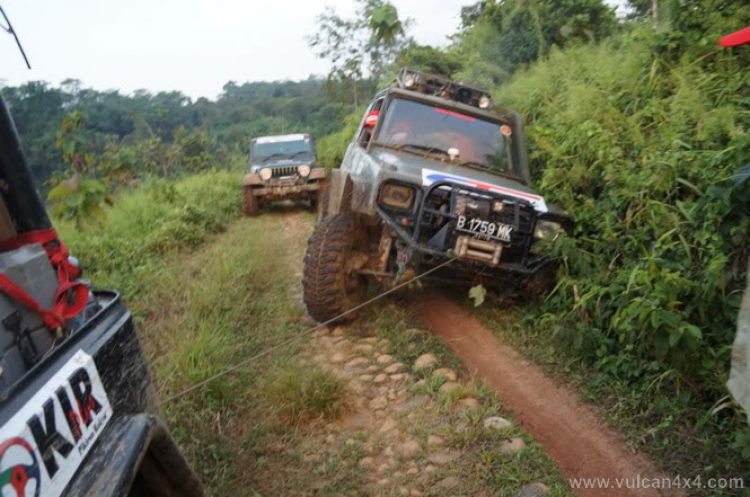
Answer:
[651,0,659,30]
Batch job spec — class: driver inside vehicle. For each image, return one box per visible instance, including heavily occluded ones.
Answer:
[382,117,480,161]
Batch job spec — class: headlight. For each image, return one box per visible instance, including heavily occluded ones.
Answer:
[298,164,311,177]
[534,220,563,240]
[479,96,492,109]
[404,74,416,88]
[259,168,272,181]
[379,184,415,210]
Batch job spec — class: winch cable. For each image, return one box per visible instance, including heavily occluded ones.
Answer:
[159,256,458,406]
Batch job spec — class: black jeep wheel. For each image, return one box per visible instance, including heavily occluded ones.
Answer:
[302,213,368,323]
[243,187,261,216]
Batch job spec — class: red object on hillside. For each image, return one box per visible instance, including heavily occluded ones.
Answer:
[719,26,750,47]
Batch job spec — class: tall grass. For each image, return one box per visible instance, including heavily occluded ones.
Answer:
[491,29,750,486]
[57,171,240,294]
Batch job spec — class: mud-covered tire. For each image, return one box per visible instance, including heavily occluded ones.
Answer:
[315,182,330,221]
[243,187,261,216]
[302,214,368,323]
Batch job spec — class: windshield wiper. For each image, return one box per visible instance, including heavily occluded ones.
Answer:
[289,151,312,158]
[261,153,289,162]
[459,160,520,181]
[397,143,452,158]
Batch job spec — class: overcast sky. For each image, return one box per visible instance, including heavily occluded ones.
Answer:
[0,0,627,100]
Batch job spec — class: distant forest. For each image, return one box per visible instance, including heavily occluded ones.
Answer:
[1,77,373,183]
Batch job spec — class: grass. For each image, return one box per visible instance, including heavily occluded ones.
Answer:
[57,171,240,295]
[133,212,322,496]
[262,364,348,422]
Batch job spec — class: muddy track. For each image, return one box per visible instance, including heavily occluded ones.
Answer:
[415,295,685,497]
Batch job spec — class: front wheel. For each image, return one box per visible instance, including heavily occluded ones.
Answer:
[302,214,369,323]
[243,187,261,216]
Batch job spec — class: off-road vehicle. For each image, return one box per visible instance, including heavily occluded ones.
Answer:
[242,133,326,216]
[0,94,202,497]
[303,69,572,323]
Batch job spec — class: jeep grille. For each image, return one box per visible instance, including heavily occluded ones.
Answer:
[271,166,298,178]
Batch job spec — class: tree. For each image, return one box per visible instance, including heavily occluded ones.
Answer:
[308,0,411,105]
[400,43,465,77]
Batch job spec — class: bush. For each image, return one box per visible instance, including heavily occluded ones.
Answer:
[316,110,363,170]
[495,29,749,474]
[57,171,240,295]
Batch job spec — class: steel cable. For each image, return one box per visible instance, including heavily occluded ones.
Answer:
[158,256,457,406]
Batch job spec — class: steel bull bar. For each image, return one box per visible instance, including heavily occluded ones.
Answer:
[376,180,550,275]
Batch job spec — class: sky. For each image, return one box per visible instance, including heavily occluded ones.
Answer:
[0,0,627,100]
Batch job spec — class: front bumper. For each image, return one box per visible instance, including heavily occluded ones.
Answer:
[377,180,555,278]
[243,172,324,199]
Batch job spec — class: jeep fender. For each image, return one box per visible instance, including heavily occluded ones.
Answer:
[326,169,374,216]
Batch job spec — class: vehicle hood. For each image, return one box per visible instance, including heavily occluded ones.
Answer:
[370,146,548,213]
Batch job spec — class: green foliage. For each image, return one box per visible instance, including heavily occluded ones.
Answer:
[57,172,240,295]
[496,29,749,474]
[469,284,487,307]
[308,0,410,105]
[399,42,465,77]
[368,4,404,44]
[316,109,364,170]
[47,176,110,228]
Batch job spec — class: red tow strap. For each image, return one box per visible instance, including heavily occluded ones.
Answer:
[0,228,88,329]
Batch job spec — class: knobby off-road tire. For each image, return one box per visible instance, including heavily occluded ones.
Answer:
[303,214,368,323]
[315,182,330,221]
[243,187,261,216]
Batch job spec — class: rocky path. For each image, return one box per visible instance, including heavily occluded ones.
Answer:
[299,324,554,497]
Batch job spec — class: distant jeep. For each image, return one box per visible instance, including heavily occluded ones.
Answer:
[242,133,326,216]
[302,69,573,323]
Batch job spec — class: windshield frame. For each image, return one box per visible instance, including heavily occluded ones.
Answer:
[369,90,523,182]
[249,136,316,164]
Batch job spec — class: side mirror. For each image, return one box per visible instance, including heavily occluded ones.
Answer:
[364,111,379,128]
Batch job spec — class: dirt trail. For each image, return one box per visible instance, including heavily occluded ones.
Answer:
[416,296,685,497]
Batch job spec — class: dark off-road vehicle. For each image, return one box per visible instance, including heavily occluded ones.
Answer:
[242,133,326,216]
[303,69,572,323]
[0,94,202,497]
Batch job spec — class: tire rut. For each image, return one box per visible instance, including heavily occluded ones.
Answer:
[415,294,686,497]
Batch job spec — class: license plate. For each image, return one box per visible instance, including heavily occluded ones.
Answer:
[456,215,513,242]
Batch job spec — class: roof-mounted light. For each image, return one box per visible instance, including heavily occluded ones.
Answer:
[395,68,495,111]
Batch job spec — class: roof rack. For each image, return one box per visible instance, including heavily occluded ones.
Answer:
[395,68,494,110]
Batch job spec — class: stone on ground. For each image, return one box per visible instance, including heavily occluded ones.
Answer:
[384,362,405,373]
[427,435,445,446]
[431,367,457,381]
[500,438,526,454]
[514,483,550,497]
[414,353,438,369]
[369,396,388,410]
[484,416,512,430]
[377,354,394,364]
[427,451,462,464]
[397,439,422,459]
[439,381,461,392]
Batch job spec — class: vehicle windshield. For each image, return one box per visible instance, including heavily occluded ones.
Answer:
[251,137,314,163]
[375,97,518,178]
